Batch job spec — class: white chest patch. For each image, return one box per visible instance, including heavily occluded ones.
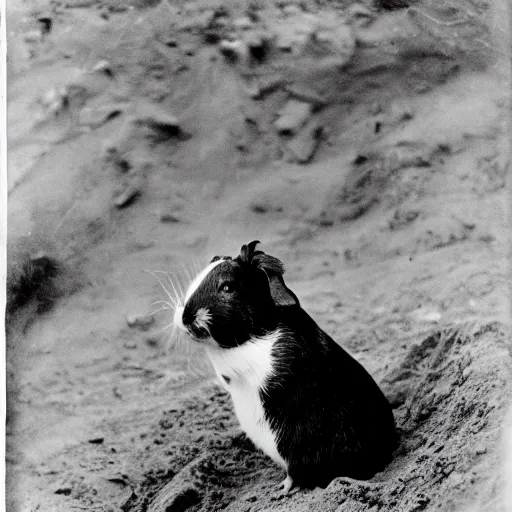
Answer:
[206,330,286,469]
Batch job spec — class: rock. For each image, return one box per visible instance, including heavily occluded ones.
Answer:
[24,29,44,44]
[383,382,409,408]
[219,39,250,65]
[114,185,141,208]
[88,437,104,444]
[123,341,137,349]
[38,17,53,35]
[133,103,181,135]
[376,0,412,10]
[54,485,72,496]
[274,99,312,135]
[126,313,154,330]
[249,76,284,100]
[105,474,129,486]
[285,84,327,109]
[91,59,113,77]
[286,121,323,163]
[79,105,123,127]
[40,87,69,116]
[410,308,442,324]
[246,31,273,63]
[159,212,181,223]
[120,490,138,512]
[148,483,201,512]
[104,147,131,173]
[474,445,487,455]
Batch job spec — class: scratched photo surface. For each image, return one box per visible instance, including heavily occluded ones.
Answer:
[6,1,511,511]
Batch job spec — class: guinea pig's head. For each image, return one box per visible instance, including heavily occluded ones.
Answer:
[173,240,299,348]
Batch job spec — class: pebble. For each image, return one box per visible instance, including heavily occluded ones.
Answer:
[114,185,141,208]
[148,483,201,512]
[91,59,113,77]
[160,212,181,223]
[38,17,53,35]
[274,99,312,135]
[54,486,72,496]
[287,121,323,163]
[219,39,249,65]
[104,147,131,173]
[126,313,154,330]
[88,437,105,444]
[41,87,69,115]
[133,103,181,134]
[474,445,487,455]
[285,84,327,109]
[79,105,122,127]
[410,308,441,323]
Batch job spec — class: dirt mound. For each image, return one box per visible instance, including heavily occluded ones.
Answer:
[101,323,510,512]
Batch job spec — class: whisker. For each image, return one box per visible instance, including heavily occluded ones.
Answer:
[167,273,185,300]
[145,269,178,304]
[180,263,193,283]
[152,269,184,304]
[150,306,174,316]
[163,268,188,301]
[150,300,175,309]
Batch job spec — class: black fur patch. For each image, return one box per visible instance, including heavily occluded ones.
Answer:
[260,308,397,488]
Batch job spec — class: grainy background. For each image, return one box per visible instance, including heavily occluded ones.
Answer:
[6,0,512,511]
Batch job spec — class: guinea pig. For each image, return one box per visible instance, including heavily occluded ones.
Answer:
[173,240,397,492]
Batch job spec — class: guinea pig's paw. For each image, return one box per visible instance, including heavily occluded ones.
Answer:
[278,475,298,495]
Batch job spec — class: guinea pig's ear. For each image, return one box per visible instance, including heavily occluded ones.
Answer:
[252,253,300,308]
[238,240,261,264]
[236,241,299,307]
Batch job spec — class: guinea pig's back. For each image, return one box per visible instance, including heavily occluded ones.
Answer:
[268,307,397,479]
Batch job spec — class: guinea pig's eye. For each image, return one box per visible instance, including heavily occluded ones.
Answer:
[219,282,235,294]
